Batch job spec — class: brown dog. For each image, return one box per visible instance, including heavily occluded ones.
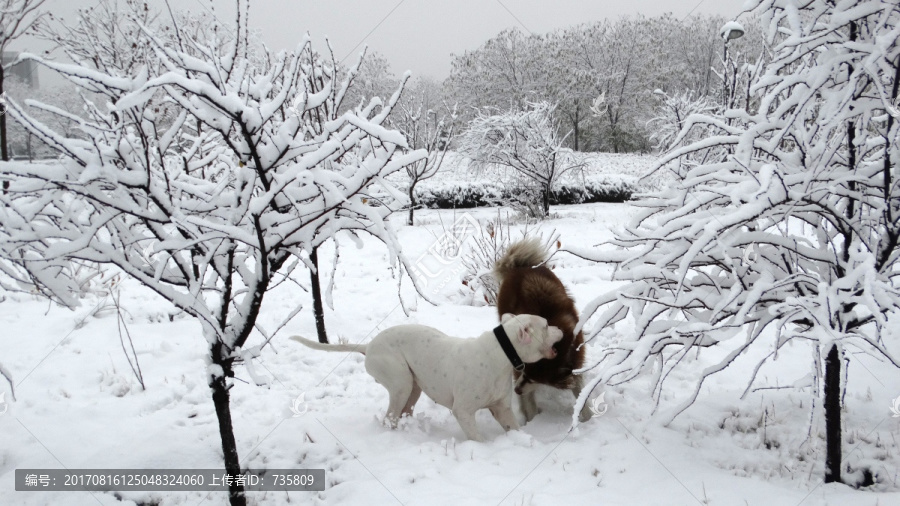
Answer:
[494,238,593,423]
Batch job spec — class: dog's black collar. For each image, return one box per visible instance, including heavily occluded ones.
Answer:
[493,324,525,372]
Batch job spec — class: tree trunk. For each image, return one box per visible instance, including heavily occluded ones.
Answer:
[407,181,417,226]
[309,246,328,343]
[1,64,6,162]
[541,185,551,218]
[1,64,8,194]
[825,22,852,485]
[824,344,842,484]
[573,102,579,152]
[210,343,246,506]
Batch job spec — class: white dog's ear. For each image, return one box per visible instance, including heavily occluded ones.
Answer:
[501,313,515,323]
[518,324,532,345]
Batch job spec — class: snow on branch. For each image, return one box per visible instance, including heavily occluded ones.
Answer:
[0,3,427,361]
[571,0,900,427]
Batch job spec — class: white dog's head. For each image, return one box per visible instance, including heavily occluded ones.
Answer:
[500,313,564,363]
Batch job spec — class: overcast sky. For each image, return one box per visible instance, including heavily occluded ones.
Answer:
[16,0,749,81]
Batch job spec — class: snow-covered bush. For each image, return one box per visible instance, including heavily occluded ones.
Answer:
[459,215,553,306]
[459,212,513,305]
[460,102,581,219]
[571,0,900,485]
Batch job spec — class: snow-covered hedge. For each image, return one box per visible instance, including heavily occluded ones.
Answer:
[410,175,637,209]
[550,174,638,204]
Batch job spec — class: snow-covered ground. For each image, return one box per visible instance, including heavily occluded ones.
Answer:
[0,203,897,505]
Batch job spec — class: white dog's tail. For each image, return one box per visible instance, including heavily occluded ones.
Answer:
[494,237,548,282]
[290,336,367,355]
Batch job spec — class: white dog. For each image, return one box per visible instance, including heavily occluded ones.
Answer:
[291,314,563,441]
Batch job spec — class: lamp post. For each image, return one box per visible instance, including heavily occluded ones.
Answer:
[720,22,745,109]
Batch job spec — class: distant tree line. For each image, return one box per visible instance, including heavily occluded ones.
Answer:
[444,14,766,153]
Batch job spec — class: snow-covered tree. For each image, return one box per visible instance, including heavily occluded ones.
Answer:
[553,15,706,153]
[339,50,399,115]
[0,0,45,163]
[391,77,457,225]
[593,16,664,153]
[0,0,46,403]
[647,89,719,154]
[301,48,401,345]
[572,0,900,485]
[4,77,81,159]
[0,2,424,504]
[445,28,544,122]
[36,0,167,77]
[460,102,576,218]
[538,28,602,152]
[445,15,769,154]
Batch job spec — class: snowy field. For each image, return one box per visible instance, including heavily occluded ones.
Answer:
[0,202,898,506]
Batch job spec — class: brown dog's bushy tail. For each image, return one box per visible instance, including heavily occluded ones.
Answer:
[290,336,367,355]
[494,237,548,282]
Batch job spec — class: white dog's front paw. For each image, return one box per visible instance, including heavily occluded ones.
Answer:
[377,414,401,430]
[501,429,535,447]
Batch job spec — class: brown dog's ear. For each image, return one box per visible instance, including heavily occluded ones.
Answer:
[518,324,532,345]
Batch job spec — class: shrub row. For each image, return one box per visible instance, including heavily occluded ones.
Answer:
[412,175,637,209]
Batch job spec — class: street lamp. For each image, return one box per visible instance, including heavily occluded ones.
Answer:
[721,21,745,108]
[721,21,745,42]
